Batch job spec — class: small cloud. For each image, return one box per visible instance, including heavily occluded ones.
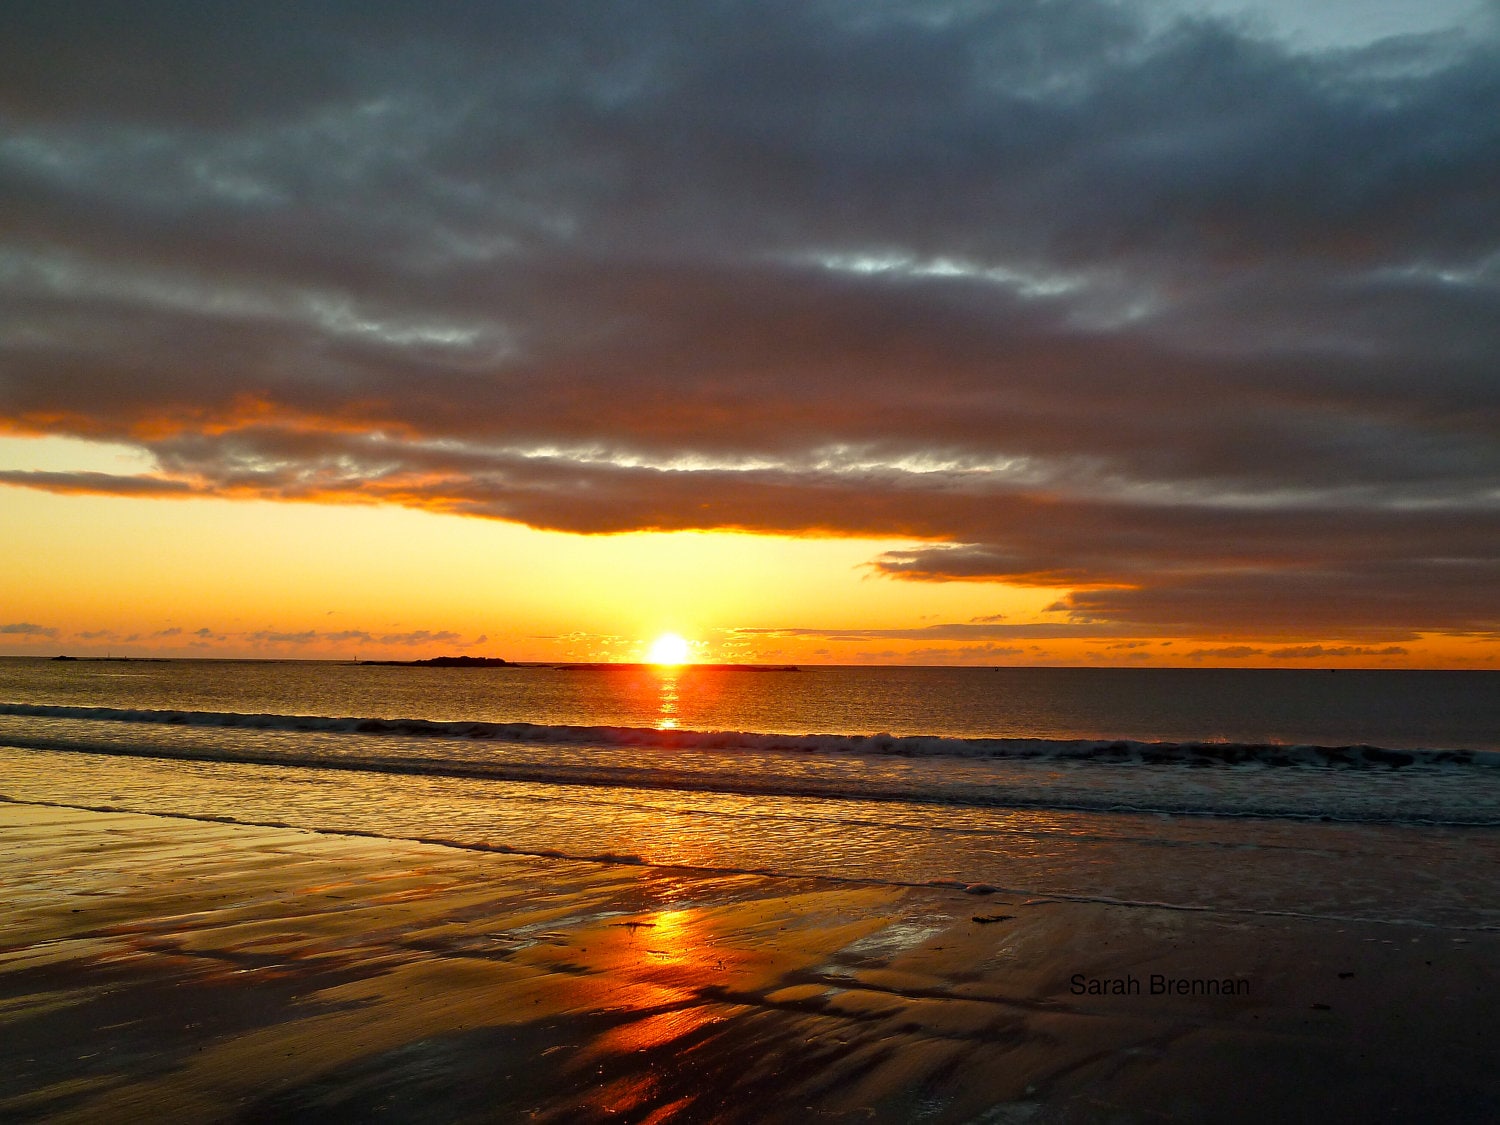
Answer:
[969,613,1007,623]
[735,622,1144,641]
[1185,646,1264,660]
[0,471,198,498]
[376,629,461,646]
[1266,644,1409,659]
[886,643,1027,664]
[248,630,320,645]
[1,622,58,637]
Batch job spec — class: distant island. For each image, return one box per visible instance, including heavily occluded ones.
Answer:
[354,657,797,671]
[358,655,510,667]
[50,655,169,663]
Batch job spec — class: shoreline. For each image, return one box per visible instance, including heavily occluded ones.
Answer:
[3,803,1497,1122]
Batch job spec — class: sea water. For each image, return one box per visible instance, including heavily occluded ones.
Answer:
[2,658,1498,929]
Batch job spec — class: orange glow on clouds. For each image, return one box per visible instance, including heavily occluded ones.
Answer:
[0,435,1492,668]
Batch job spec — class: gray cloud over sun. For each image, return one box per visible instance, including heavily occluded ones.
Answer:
[2,0,1498,641]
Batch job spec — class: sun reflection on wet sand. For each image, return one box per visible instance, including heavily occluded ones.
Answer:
[536,899,727,1119]
[582,1003,730,1117]
[641,907,692,964]
[585,902,733,984]
[13,806,1491,1123]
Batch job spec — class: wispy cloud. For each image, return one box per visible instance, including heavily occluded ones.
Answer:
[1265,645,1409,659]
[736,622,1146,641]
[241,628,462,647]
[0,622,57,637]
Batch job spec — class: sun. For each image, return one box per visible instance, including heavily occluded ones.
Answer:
[646,632,691,666]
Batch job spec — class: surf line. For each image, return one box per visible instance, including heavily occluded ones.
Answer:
[1,793,1494,934]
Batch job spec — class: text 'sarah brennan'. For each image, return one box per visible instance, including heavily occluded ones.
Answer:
[1070,974,1251,997]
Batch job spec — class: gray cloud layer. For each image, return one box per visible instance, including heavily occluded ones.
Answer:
[2,1,1498,640]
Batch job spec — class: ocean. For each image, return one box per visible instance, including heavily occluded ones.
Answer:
[3,658,1498,931]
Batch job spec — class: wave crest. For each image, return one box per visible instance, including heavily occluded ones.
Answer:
[1,702,1492,768]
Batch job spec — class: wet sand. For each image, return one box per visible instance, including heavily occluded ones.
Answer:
[2,801,1497,1123]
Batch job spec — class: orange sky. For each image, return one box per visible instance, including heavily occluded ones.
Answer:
[2,436,1490,668]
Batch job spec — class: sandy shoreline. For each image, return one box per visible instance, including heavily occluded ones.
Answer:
[2,801,1497,1123]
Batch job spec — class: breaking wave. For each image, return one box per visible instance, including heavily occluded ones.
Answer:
[2,701,1494,768]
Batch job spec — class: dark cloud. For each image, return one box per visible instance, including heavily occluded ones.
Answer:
[377,629,462,646]
[1182,642,1410,662]
[1265,644,1408,659]
[2,1,1498,641]
[899,644,1028,664]
[0,622,57,637]
[735,622,1145,641]
[245,630,326,645]
[239,627,460,647]
[0,471,198,496]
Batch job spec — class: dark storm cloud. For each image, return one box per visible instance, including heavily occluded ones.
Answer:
[2,1,1498,639]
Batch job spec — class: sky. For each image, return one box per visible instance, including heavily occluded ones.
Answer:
[2,0,1498,666]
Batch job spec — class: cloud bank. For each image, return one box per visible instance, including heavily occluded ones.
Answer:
[2,0,1498,642]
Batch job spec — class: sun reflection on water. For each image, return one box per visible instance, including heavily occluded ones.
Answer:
[656,670,679,730]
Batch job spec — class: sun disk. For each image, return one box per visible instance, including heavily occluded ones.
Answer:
[646,632,691,665]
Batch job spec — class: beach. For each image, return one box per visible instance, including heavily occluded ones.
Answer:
[4,800,1498,1123]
